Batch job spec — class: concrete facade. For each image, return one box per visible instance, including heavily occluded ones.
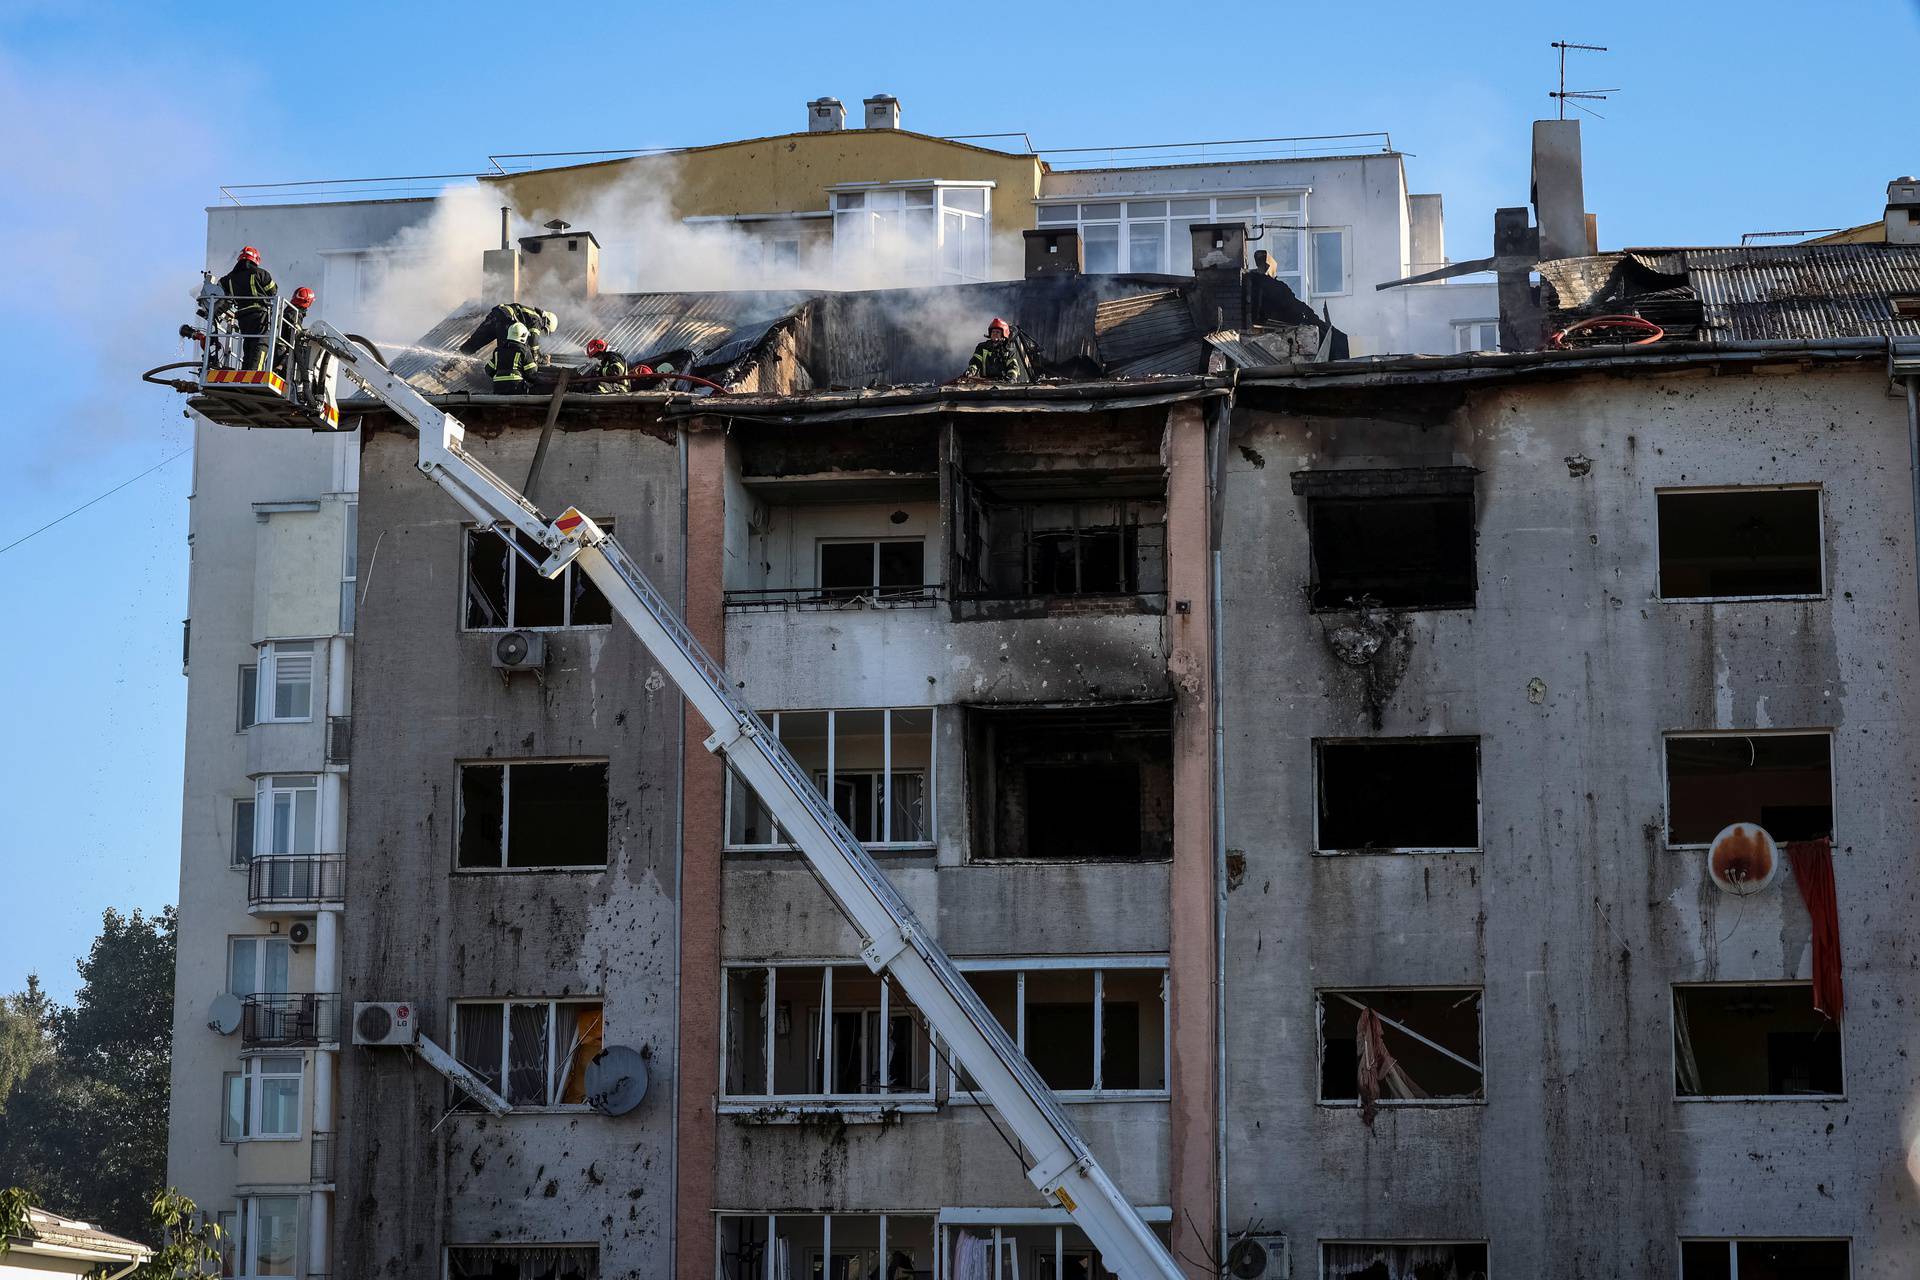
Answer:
[1221,358,1920,1276]
[338,420,687,1277]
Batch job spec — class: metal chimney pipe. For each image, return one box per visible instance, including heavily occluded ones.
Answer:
[499,207,511,251]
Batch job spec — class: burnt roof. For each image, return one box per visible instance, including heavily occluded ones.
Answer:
[1539,243,1920,344]
[388,271,1329,396]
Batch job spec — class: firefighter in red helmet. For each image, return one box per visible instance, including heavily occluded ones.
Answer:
[216,245,278,371]
[584,337,629,393]
[965,316,1032,383]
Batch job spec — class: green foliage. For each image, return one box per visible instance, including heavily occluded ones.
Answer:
[0,1185,32,1254]
[0,908,176,1244]
[126,1188,223,1280]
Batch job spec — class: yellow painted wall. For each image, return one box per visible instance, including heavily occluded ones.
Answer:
[486,130,1045,280]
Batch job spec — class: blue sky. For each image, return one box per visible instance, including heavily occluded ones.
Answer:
[1,0,1915,1000]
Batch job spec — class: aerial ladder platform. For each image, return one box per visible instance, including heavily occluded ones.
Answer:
[171,309,1186,1280]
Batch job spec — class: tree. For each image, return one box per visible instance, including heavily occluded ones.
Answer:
[127,1188,223,1279]
[0,908,175,1243]
[0,983,49,1109]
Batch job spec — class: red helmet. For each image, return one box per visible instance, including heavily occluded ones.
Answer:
[633,364,654,376]
[291,287,315,309]
[586,338,608,356]
[239,246,261,265]
[987,316,1009,335]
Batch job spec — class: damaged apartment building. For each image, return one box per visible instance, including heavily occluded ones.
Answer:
[167,105,1920,1280]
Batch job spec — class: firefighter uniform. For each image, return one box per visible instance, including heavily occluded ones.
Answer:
[460,303,555,363]
[965,335,1032,383]
[488,334,537,395]
[218,257,279,371]
[589,351,628,393]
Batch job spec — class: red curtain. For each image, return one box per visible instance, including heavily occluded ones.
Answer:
[1785,838,1844,1021]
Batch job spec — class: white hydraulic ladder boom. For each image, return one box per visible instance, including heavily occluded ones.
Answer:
[249,323,1184,1278]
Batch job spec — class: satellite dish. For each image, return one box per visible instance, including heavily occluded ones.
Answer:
[207,993,243,1036]
[584,1045,649,1117]
[1708,822,1779,894]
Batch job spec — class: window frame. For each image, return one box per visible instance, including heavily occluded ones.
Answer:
[1309,226,1351,296]
[253,774,321,858]
[1654,484,1827,603]
[1318,1241,1491,1280]
[1660,728,1835,850]
[815,536,931,600]
[950,956,1171,1103]
[226,935,290,998]
[830,182,993,284]
[724,708,938,852]
[714,1215,937,1280]
[1312,736,1482,854]
[236,664,258,731]
[445,1244,604,1280]
[461,521,615,631]
[1670,980,1846,1103]
[231,797,257,868]
[221,1054,304,1143]
[1451,318,1500,353]
[453,758,611,873]
[719,963,938,1107]
[1677,1237,1852,1278]
[449,997,604,1112]
[1314,985,1486,1109]
[1033,191,1309,292]
[256,640,315,724]
[340,499,358,634]
[221,1193,300,1278]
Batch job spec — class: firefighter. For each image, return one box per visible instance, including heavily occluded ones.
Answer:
[584,338,628,393]
[459,303,559,365]
[274,286,316,372]
[487,322,537,394]
[217,246,278,371]
[964,316,1032,383]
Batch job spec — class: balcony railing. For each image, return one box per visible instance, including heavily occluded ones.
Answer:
[241,993,341,1048]
[248,855,345,907]
[326,715,351,766]
[724,584,944,611]
[310,1132,335,1184]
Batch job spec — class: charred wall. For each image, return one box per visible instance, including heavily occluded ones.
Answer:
[1220,365,1920,1275]
[339,421,685,1279]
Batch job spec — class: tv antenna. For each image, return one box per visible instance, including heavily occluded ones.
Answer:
[1550,41,1616,120]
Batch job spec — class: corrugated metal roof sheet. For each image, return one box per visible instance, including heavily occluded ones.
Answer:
[1682,244,1920,340]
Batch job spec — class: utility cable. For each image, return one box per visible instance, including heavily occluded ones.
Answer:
[0,446,191,559]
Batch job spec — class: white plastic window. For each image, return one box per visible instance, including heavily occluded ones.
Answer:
[1035,192,1306,293]
[258,641,314,722]
[831,186,990,284]
[226,937,289,998]
[222,1056,302,1142]
[1311,227,1350,296]
[223,1194,298,1276]
[254,775,319,857]
[450,1000,603,1109]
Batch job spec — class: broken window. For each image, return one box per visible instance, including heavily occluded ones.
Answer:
[1318,989,1484,1104]
[257,641,314,723]
[464,523,612,629]
[968,705,1172,861]
[726,709,934,849]
[954,961,1168,1097]
[447,1244,600,1280]
[1665,732,1832,845]
[1658,488,1823,599]
[957,494,1167,600]
[1316,738,1479,851]
[1321,1242,1489,1280]
[717,1214,935,1280]
[236,663,257,731]
[933,1220,1171,1280]
[457,761,609,870]
[1679,1239,1849,1279]
[818,538,928,600]
[1293,468,1478,610]
[1673,984,1842,1099]
[452,999,603,1109]
[721,965,932,1100]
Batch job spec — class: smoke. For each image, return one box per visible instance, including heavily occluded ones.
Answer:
[352,153,1015,371]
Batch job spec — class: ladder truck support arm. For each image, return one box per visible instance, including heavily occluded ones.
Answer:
[412,1034,512,1117]
[302,322,1182,1279]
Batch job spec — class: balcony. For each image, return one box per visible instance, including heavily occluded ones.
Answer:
[724,584,944,612]
[247,854,345,910]
[241,993,341,1048]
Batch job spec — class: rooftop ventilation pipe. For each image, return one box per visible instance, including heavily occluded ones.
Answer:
[808,97,845,132]
[864,94,901,130]
[1887,177,1920,246]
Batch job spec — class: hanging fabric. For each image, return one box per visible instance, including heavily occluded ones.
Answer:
[1785,837,1845,1020]
[1355,1006,1426,1126]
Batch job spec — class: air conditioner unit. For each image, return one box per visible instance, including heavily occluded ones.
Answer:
[287,921,311,946]
[1226,1234,1290,1280]
[352,1001,417,1047]
[491,630,546,676]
